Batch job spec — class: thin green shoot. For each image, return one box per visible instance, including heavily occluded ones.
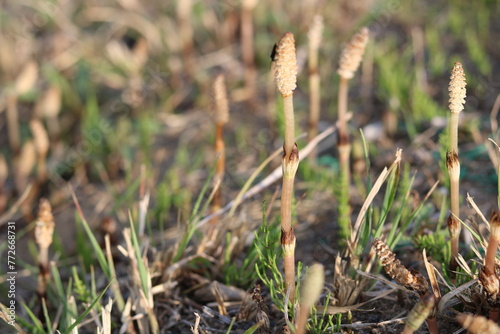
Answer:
[21,302,45,333]
[41,299,52,334]
[70,186,111,279]
[129,213,149,296]
[173,162,216,262]
[64,281,112,334]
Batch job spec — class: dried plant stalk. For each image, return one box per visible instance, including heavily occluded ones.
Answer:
[372,238,428,296]
[274,32,299,301]
[177,0,194,77]
[210,74,229,224]
[6,95,20,154]
[457,313,500,334]
[29,119,50,182]
[241,0,258,102]
[35,198,55,299]
[447,61,466,277]
[296,263,325,334]
[307,15,323,163]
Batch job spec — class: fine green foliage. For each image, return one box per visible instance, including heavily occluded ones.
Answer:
[254,213,286,311]
[222,231,260,287]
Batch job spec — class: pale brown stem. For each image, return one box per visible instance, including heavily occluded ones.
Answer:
[210,124,225,226]
[6,94,20,154]
[241,4,256,101]
[450,112,459,152]
[37,246,50,298]
[283,95,295,160]
[308,69,320,163]
[490,309,500,323]
[177,0,194,77]
[282,229,296,302]
[447,147,460,277]
[485,236,499,276]
[281,175,295,233]
[281,143,298,303]
[425,317,439,334]
[295,305,309,334]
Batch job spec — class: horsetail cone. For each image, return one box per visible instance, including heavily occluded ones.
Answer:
[337,27,369,80]
[449,62,467,114]
[274,32,298,98]
[35,198,55,249]
[457,313,500,334]
[300,263,325,307]
[213,74,229,125]
[308,15,324,54]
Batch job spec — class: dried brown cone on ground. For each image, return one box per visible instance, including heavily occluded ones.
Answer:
[457,313,500,334]
[372,238,428,296]
[34,198,55,298]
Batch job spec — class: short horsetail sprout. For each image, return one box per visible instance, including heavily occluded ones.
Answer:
[484,211,500,281]
[402,294,437,334]
[479,210,500,321]
[35,198,55,299]
[372,238,428,296]
[447,61,466,277]
[336,27,369,239]
[295,263,325,334]
[274,32,299,302]
[307,15,323,163]
[210,73,229,224]
[457,313,500,334]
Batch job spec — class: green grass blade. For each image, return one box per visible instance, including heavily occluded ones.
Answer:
[64,281,112,334]
[129,214,149,296]
[70,187,111,279]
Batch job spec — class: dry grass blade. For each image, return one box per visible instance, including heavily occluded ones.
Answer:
[437,279,478,313]
[423,249,441,301]
[349,149,402,254]
[0,183,33,226]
